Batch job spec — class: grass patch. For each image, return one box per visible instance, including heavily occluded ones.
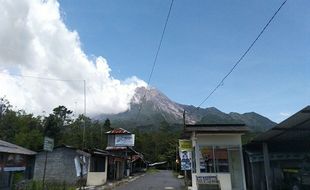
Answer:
[14,180,76,190]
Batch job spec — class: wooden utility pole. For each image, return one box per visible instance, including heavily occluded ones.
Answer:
[183,110,186,129]
[83,80,86,148]
[42,151,48,189]
[182,110,188,186]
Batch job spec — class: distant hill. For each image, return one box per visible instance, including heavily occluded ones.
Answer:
[94,87,276,132]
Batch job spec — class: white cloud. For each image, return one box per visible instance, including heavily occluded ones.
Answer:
[0,0,146,116]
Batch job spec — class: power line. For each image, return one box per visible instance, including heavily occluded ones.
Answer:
[0,70,88,147]
[136,0,175,122]
[146,0,174,86]
[195,0,288,110]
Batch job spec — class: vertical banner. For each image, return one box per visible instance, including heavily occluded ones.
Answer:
[179,140,193,171]
[180,150,192,171]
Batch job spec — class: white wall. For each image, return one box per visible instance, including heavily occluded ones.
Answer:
[190,133,246,190]
[86,156,108,186]
[192,173,232,190]
[196,133,242,146]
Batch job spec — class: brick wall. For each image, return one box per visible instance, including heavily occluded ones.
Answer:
[33,147,81,185]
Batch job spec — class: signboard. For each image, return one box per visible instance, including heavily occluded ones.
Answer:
[43,137,54,152]
[196,176,219,184]
[2,154,26,171]
[180,150,192,170]
[115,134,135,147]
[179,140,192,151]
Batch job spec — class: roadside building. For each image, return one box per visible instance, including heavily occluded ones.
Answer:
[0,139,36,189]
[244,106,310,190]
[184,124,248,190]
[131,154,146,173]
[33,145,90,185]
[86,148,110,186]
[105,128,145,180]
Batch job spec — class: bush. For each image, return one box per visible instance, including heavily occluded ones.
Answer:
[14,180,76,190]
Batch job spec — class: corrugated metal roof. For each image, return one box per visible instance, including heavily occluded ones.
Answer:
[251,105,310,142]
[86,148,111,156]
[0,140,36,155]
[106,128,131,134]
[105,146,127,150]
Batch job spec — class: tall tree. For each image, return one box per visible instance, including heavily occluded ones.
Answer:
[103,118,112,130]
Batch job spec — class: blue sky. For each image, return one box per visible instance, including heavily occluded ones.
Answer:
[59,0,310,122]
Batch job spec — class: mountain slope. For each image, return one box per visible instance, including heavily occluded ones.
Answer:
[229,112,276,131]
[95,87,276,131]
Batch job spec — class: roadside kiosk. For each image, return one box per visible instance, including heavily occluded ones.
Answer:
[184,124,248,190]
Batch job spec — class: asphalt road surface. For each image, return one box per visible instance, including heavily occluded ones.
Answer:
[114,170,185,190]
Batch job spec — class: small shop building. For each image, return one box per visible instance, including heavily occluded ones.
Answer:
[244,106,310,190]
[0,140,36,190]
[184,124,248,190]
[33,145,90,185]
[105,128,144,180]
[86,148,110,186]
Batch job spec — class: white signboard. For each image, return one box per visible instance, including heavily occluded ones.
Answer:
[196,176,219,184]
[43,137,54,152]
[3,167,26,171]
[115,134,135,146]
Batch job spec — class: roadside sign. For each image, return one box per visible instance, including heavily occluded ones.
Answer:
[196,176,219,184]
[43,137,54,152]
[180,150,192,171]
[179,139,192,151]
[115,134,135,147]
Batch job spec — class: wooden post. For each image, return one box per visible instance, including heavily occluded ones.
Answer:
[182,110,188,186]
[176,145,178,173]
[42,151,48,189]
[184,170,188,186]
[9,171,13,189]
[183,110,186,130]
[263,143,272,190]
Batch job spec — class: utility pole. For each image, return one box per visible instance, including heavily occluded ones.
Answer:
[183,110,186,130]
[83,80,86,148]
[42,151,48,190]
[182,110,188,186]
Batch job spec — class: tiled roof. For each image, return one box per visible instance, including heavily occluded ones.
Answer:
[131,154,144,162]
[0,140,36,155]
[106,128,131,134]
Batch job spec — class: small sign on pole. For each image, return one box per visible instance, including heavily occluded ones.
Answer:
[44,137,54,152]
[179,139,192,151]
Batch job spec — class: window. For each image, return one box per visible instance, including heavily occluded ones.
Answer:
[90,156,106,172]
[214,146,229,172]
[199,146,229,173]
[199,146,215,173]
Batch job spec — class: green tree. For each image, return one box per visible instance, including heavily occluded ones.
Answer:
[103,118,112,130]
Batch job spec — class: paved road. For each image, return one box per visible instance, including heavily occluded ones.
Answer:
[114,170,185,190]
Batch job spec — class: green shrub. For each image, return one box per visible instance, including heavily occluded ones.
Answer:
[15,180,76,190]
